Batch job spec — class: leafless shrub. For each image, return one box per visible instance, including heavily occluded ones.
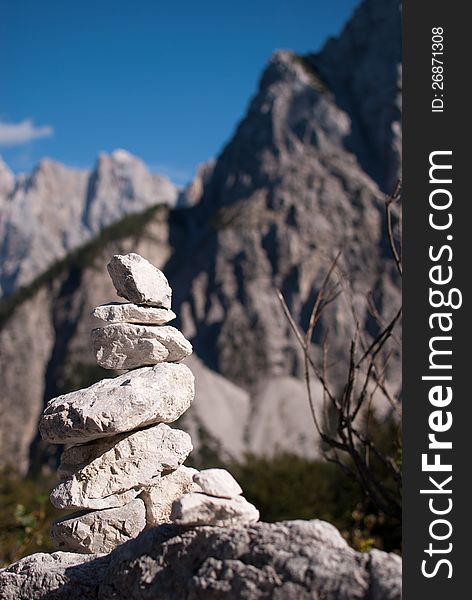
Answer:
[276,183,402,519]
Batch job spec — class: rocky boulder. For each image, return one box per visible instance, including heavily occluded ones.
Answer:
[0,520,401,599]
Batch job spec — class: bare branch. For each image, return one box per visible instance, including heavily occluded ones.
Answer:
[385,180,402,277]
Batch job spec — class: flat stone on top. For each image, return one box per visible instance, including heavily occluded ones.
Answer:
[91,323,192,370]
[193,468,243,499]
[51,498,146,554]
[107,253,172,308]
[93,303,176,325]
[39,362,194,444]
[51,423,192,507]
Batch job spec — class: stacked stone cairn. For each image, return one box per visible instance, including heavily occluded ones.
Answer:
[38,253,259,554]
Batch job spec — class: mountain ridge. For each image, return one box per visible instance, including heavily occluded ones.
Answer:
[0,0,402,473]
[0,150,178,297]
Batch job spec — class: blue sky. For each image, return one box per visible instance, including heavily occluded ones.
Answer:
[1,0,359,186]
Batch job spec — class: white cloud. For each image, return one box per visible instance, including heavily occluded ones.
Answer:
[0,119,54,146]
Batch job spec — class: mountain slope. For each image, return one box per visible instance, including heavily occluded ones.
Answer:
[308,0,402,192]
[0,0,402,473]
[0,150,177,297]
[167,5,401,390]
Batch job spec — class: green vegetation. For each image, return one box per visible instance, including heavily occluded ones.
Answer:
[0,467,62,567]
[0,448,400,567]
[0,204,168,326]
[231,453,400,553]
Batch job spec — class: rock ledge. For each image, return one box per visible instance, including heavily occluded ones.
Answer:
[0,519,401,600]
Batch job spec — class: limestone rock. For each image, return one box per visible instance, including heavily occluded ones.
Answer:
[171,492,259,526]
[0,0,402,474]
[0,520,402,600]
[369,548,403,600]
[193,468,242,498]
[91,323,192,370]
[40,362,194,444]
[107,253,172,307]
[0,152,177,298]
[51,424,192,507]
[50,484,138,511]
[92,302,176,325]
[51,498,146,554]
[140,465,200,527]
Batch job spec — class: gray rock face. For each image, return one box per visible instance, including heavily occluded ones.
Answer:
[91,323,192,370]
[40,362,195,444]
[107,253,172,307]
[178,355,251,463]
[0,286,55,474]
[0,0,402,472]
[92,302,176,325]
[50,424,192,508]
[171,492,260,526]
[0,151,177,298]
[50,499,146,554]
[193,468,243,498]
[50,486,139,511]
[0,520,402,599]
[140,465,200,527]
[166,2,402,394]
[308,0,402,192]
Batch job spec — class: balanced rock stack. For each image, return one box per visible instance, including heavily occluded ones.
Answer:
[38,253,259,554]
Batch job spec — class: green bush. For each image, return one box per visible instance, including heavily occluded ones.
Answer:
[227,453,400,553]
[187,449,400,553]
[0,451,400,567]
[0,467,62,567]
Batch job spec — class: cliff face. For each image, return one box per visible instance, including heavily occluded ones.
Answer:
[0,0,402,472]
[308,0,402,193]
[0,150,177,297]
[0,209,262,473]
[168,0,402,390]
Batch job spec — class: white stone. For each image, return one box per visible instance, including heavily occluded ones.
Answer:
[171,492,260,527]
[50,484,139,511]
[40,362,194,444]
[140,466,200,527]
[91,324,192,370]
[51,498,146,554]
[107,253,172,308]
[92,303,176,325]
[51,424,192,508]
[193,468,242,499]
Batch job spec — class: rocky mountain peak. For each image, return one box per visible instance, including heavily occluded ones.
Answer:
[0,157,15,200]
[0,0,402,471]
[308,0,402,191]
[27,158,87,200]
[0,151,178,297]
[82,150,177,233]
[95,149,147,175]
[177,159,216,207]
[164,0,401,392]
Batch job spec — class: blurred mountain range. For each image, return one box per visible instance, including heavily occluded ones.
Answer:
[0,150,178,298]
[0,0,401,473]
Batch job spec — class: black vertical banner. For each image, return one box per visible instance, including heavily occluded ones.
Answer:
[404,1,469,597]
